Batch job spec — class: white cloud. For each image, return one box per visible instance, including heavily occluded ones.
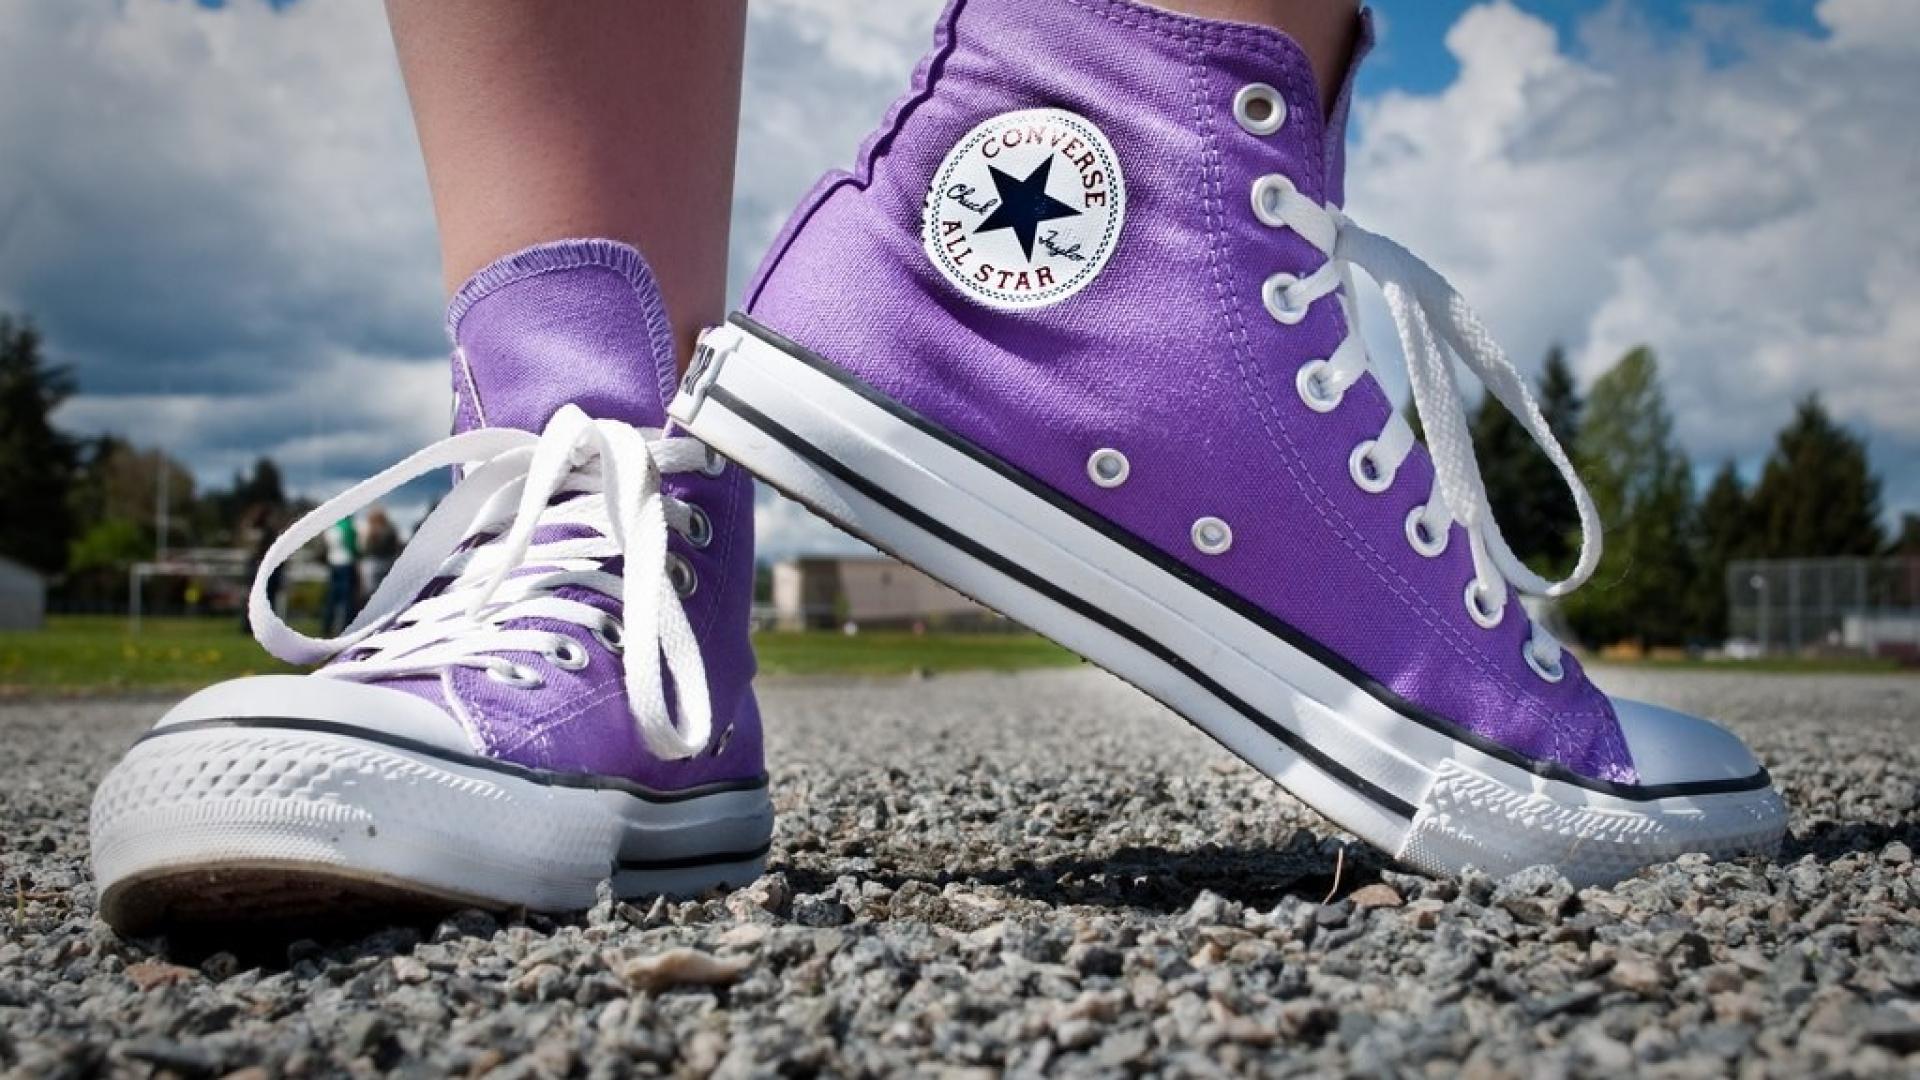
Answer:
[0,1,440,385]
[729,0,945,300]
[1345,1,1920,516]
[56,350,449,486]
[748,0,941,80]
[1816,0,1920,48]
[753,494,875,563]
[0,0,944,559]
[0,0,443,501]
[2,0,1911,560]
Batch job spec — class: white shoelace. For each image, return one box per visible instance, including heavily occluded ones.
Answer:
[1249,172,1602,679]
[248,404,719,759]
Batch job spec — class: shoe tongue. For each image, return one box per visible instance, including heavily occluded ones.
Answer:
[446,239,679,434]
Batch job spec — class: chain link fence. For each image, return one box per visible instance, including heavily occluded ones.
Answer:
[1727,557,1920,658]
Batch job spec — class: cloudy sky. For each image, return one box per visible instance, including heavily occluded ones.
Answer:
[1,0,1913,558]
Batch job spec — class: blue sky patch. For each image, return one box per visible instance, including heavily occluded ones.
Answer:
[1361,0,1825,97]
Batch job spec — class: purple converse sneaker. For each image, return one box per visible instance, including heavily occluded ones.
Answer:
[671,0,1785,884]
[91,241,771,932]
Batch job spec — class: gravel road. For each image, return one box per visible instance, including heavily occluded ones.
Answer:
[3,667,1918,1077]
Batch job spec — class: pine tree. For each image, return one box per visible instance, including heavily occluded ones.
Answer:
[1561,348,1697,649]
[1747,395,1883,557]
[1470,346,1585,576]
[0,316,78,574]
[239,457,286,510]
[198,456,289,544]
[1539,347,1582,449]
[1690,460,1751,640]
[1892,513,1920,558]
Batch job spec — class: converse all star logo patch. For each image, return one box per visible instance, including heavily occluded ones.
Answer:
[923,108,1126,310]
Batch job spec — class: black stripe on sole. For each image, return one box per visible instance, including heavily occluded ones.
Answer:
[618,841,774,873]
[707,385,1419,822]
[722,312,1774,804]
[140,717,770,804]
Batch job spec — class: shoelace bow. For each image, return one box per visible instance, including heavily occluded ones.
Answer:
[248,404,718,759]
[1250,173,1602,676]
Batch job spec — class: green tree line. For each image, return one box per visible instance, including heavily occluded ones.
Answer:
[0,315,296,606]
[1471,346,1904,649]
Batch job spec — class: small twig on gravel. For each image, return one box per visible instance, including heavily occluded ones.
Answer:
[1323,845,1347,904]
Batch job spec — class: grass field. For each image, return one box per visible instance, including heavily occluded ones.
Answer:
[0,617,302,695]
[1603,654,1910,675]
[754,628,1078,676]
[2,615,1907,695]
[0,616,1079,695]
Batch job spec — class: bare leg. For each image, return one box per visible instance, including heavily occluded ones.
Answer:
[1152,0,1360,112]
[385,1,745,370]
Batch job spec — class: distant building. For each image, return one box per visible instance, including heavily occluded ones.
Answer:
[0,555,46,631]
[770,555,992,630]
[1843,613,1920,661]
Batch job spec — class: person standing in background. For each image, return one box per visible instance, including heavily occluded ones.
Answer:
[361,506,401,600]
[320,515,359,636]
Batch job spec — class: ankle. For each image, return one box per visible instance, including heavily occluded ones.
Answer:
[1145,0,1360,114]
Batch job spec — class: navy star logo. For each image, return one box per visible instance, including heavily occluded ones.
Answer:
[973,157,1081,261]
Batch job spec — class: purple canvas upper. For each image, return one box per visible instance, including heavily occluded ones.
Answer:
[745,0,1634,783]
[338,239,763,792]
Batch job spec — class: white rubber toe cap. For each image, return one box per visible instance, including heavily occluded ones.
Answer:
[1610,696,1765,788]
[154,674,473,754]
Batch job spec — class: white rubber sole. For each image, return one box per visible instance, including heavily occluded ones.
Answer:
[90,721,773,933]
[671,316,1787,887]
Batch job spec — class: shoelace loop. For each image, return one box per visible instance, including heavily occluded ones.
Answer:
[248,405,717,759]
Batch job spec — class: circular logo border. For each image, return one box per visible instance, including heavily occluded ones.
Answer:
[921,108,1127,311]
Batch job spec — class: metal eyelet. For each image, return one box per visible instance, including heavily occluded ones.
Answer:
[1465,580,1504,630]
[1524,641,1566,683]
[593,619,625,654]
[1250,174,1296,229]
[1191,516,1233,556]
[486,661,544,690]
[701,448,728,477]
[1087,448,1130,488]
[667,553,698,598]
[1404,507,1448,557]
[1233,83,1287,137]
[544,637,589,672]
[682,505,713,549]
[1262,273,1308,326]
[1296,360,1343,413]
[1348,441,1392,494]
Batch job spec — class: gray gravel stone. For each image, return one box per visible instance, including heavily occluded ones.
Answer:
[2,667,1916,1075]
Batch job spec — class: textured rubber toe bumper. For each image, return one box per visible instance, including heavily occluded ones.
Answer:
[89,715,773,934]
[672,315,1788,886]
